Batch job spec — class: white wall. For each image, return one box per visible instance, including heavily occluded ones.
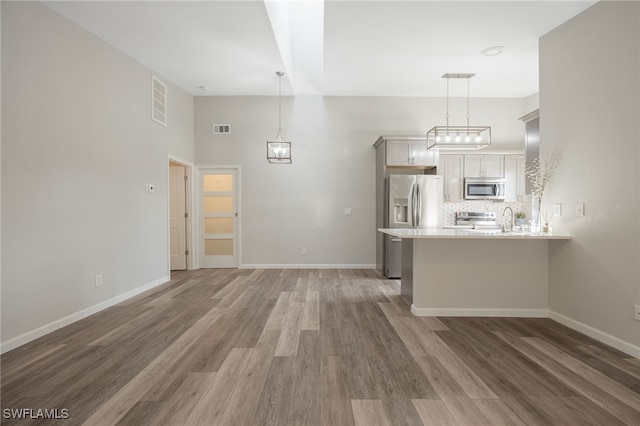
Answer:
[540,1,640,353]
[195,95,528,267]
[1,2,194,349]
[523,93,539,115]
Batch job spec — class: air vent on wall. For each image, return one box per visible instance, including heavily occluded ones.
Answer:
[152,75,167,126]
[213,124,231,134]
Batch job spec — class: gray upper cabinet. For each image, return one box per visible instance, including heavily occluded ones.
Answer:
[440,152,524,202]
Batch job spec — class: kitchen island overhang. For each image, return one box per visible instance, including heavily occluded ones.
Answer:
[378,228,571,317]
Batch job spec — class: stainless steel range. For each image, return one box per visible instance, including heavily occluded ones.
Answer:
[455,211,497,227]
[443,211,501,230]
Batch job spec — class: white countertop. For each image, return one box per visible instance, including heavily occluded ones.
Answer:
[378,228,571,240]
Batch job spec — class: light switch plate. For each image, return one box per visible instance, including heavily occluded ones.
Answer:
[634,304,640,321]
[553,203,562,217]
[575,203,585,217]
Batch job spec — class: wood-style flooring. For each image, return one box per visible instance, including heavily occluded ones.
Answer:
[2,268,640,425]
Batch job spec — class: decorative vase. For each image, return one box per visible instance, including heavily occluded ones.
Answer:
[531,195,542,234]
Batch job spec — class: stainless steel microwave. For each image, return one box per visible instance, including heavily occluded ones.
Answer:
[464,178,506,200]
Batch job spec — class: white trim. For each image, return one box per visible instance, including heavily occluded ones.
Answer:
[411,306,549,318]
[0,276,169,354]
[549,311,640,359]
[240,264,376,270]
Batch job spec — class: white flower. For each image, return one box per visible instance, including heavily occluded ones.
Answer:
[525,150,561,197]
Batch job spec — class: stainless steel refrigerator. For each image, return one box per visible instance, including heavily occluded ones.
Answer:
[384,174,443,278]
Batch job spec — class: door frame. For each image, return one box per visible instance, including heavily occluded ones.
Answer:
[167,155,195,273]
[197,165,242,269]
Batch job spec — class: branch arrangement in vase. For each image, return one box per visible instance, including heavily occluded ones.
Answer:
[525,150,561,197]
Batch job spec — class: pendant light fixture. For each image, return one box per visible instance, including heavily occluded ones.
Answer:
[426,73,491,150]
[267,71,292,164]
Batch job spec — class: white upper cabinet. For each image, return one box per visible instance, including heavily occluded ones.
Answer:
[387,140,439,167]
[438,154,464,202]
[504,154,526,201]
[440,152,524,202]
[463,154,504,178]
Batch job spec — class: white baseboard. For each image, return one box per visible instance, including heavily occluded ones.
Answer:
[0,275,170,354]
[240,264,375,270]
[549,311,640,359]
[411,306,549,318]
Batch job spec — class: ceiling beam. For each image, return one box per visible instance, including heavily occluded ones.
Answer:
[264,0,324,95]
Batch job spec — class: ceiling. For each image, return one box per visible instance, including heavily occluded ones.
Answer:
[44,1,597,98]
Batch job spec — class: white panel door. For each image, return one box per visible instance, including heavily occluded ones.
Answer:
[169,165,187,270]
[199,168,238,268]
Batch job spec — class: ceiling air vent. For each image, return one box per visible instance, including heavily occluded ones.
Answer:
[152,75,167,126]
[213,124,231,134]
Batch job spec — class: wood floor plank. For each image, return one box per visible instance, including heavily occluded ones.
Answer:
[291,277,310,303]
[215,330,280,426]
[577,344,640,381]
[412,399,459,426]
[115,400,160,426]
[82,367,166,425]
[528,395,626,426]
[351,399,391,426]
[403,321,498,400]
[301,291,320,330]
[381,307,430,357]
[414,356,492,425]
[252,356,296,425]
[321,356,356,426]
[287,330,322,425]
[145,372,216,425]
[473,399,526,426]
[184,347,252,425]
[274,301,304,356]
[0,344,66,387]
[263,291,293,331]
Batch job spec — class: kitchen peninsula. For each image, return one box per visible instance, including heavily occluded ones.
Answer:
[378,228,570,317]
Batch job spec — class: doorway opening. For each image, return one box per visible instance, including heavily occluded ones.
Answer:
[168,157,194,273]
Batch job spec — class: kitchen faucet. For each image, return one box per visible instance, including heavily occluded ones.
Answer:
[502,206,514,232]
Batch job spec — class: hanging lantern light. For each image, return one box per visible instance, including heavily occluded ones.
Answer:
[427,73,491,150]
[267,71,292,164]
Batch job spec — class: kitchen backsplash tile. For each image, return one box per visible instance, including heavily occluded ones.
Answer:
[443,200,532,227]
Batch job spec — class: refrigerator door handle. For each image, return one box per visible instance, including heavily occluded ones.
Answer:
[415,183,422,228]
[410,183,417,228]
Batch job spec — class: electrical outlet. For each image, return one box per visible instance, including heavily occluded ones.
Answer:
[575,203,585,217]
[553,203,562,217]
[634,304,640,321]
[301,248,307,255]
[95,274,103,287]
